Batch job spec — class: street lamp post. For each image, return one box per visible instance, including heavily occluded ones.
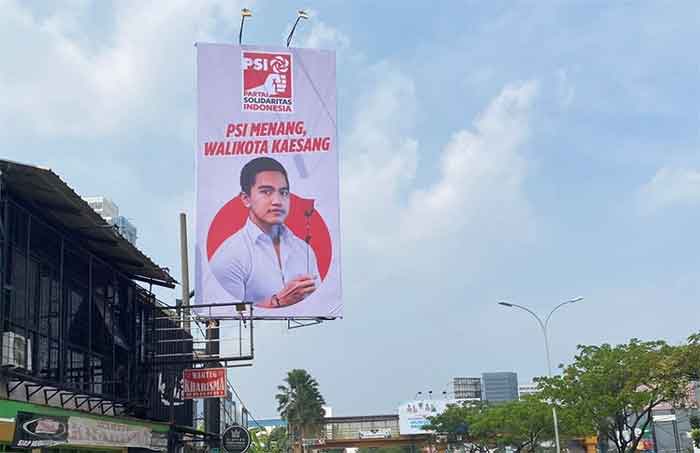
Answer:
[498,297,584,453]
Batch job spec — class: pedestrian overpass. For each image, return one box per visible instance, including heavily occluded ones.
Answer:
[298,414,597,453]
[303,414,430,450]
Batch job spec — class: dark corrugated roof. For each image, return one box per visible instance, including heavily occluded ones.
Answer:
[0,159,177,288]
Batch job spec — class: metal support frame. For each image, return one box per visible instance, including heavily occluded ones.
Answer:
[7,379,23,395]
[24,383,43,400]
[74,396,90,409]
[147,302,255,367]
[44,388,60,403]
[288,318,325,330]
[60,393,76,407]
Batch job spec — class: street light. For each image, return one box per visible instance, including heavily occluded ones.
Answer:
[498,297,584,453]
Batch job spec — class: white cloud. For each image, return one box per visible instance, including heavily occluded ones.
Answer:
[342,74,538,258]
[639,166,700,213]
[0,0,247,139]
[302,20,350,51]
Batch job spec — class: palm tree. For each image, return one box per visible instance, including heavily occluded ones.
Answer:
[276,369,326,453]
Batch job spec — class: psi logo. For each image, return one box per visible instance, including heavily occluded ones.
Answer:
[241,51,293,113]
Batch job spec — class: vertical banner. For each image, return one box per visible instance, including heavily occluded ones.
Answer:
[195,44,341,319]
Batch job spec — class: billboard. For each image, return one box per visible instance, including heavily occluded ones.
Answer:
[398,399,452,435]
[195,43,341,319]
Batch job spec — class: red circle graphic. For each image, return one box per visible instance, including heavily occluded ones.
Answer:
[206,194,332,280]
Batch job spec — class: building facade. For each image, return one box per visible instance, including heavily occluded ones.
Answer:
[0,161,201,451]
[518,382,539,398]
[449,377,482,400]
[481,372,518,403]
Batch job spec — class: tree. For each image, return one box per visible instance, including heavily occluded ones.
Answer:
[425,398,578,453]
[471,397,556,453]
[538,339,692,453]
[249,426,290,453]
[424,402,493,453]
[276,369,326,450]
[268,426,290,453]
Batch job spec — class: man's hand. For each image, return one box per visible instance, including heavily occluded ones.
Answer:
[276,274,316,307]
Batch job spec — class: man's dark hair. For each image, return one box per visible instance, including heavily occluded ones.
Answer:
[240,157,289,194]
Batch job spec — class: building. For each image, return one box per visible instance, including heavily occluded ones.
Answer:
[115,215,138,244]
[449,377,482,400]
[84,196,119,223]
[84,196,138,245]
[0,160,205,451]
[518,382,539,398]
[481,372,518,403]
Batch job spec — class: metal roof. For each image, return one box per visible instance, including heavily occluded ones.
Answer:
[0,159,177,288]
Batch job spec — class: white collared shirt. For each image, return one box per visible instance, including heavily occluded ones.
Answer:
[209,218,319,305]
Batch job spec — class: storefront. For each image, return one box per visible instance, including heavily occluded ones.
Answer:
[0,400,169,451]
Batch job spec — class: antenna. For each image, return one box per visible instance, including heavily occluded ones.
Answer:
[239,8,252,45]
[286,10,309,48]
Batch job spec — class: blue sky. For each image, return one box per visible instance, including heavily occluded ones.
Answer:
[1,1,699,418]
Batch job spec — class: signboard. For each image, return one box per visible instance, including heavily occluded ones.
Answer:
[183,368,227,399]
[12,412,68,449]
[359,429,391,439]
[222,424,251,453]
[195,43,341,319]
[652,414,677,422]
[12,411,165,451]
[398,400,452,435]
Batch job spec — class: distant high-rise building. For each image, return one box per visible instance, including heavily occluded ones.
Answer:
[450,377,482,400]
[84,196,119,223]
[84,196,138,245]
[115,215,138,244]
[518,382,539,398]
[482,372,518,403]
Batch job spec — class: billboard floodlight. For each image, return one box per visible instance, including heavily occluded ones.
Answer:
[286,9,310,48]
[239,8,252,44]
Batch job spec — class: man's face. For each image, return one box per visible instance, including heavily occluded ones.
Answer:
[242,170,290,229]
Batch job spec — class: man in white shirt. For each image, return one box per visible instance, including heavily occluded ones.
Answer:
[210,157,318,308]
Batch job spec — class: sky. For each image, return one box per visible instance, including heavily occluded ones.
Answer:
[1,0,700,419]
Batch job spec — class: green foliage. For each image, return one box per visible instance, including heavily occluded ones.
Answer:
[276,369,326,445]
[472,396,555,453]
[249,426,289,453]
[426,398,581,453]
[248,428,266,453]
[538,338,692,453]
[691,429,700,449]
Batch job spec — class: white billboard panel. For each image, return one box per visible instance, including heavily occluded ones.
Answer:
[195,43,341,319]
[398,399,452,435]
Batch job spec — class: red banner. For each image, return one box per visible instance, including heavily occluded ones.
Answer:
[183,368,226,399]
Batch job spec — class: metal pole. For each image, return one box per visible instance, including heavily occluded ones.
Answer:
[179,213,190,331]
[672,416,681,453]
[498,299,583,453]
[651,418,658,453]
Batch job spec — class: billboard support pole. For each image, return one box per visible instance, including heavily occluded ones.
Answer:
[204,320,221,436]
[180,213,190,331]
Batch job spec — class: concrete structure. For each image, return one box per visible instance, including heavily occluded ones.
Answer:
[518,382,539,398]
[481,372,518,402]
[84,196,138,244]
[450,377,482,400]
